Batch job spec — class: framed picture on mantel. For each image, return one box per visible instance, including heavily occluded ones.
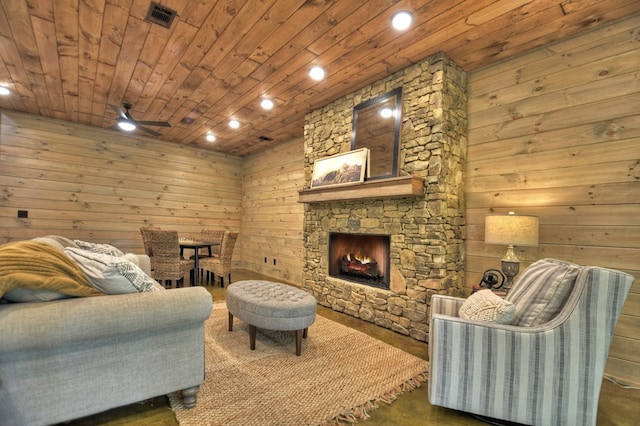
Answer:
[311,148,370,188]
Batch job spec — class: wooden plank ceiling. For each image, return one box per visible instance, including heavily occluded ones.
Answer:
[0,0,638,156]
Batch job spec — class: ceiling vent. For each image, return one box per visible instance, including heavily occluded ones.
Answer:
[258,135,274,142]
[145,2,177,29]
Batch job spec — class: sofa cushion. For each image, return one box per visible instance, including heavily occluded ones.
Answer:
[459,289,515,324]
[31,236,65,252]
[34,235,79,249]
[3,287,71,303]
[74,240,125,257]
[64,248,161,293]
[506,258,581,327]
[3,236,102,303]
[0,241,100,300]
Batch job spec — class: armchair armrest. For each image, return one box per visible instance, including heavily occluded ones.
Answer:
[430,294,465,317]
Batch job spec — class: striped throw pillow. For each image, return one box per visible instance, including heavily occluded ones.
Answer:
[506,258,580,327]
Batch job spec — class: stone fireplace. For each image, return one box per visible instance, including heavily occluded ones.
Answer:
[300,53,467,342]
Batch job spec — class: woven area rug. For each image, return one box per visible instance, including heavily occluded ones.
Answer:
[169,302,429,426]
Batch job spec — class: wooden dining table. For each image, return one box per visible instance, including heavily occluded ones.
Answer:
[179,240,220,286]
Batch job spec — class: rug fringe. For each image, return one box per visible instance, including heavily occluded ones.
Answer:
[320,370,429,425]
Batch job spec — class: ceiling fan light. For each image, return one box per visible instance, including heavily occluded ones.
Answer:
[118,119,136,131]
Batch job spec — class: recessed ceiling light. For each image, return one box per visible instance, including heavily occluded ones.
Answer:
[260,98,274,110]
[229,119,240,129]
[0,86,10,96]
[309,66,325,81]
[206,133,216,142]
[391,11,413,31]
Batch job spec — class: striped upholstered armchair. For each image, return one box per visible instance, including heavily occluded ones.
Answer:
[428,259,633,426]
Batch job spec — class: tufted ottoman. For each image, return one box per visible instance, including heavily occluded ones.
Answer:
[226,280,317,356]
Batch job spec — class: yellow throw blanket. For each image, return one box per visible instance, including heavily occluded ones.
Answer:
[0,240,101,299]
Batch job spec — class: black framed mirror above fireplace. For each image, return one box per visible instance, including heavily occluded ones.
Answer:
[329,233,390,290]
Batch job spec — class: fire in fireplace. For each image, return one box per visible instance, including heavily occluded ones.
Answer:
[329,233,390,289]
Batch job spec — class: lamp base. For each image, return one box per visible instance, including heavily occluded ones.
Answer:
[501,260,520,293]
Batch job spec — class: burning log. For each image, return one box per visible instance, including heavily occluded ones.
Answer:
[340,253,379,279]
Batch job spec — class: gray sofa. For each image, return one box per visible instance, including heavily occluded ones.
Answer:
[0,252,213,426]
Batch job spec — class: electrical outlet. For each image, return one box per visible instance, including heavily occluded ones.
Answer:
[17,210,28,218]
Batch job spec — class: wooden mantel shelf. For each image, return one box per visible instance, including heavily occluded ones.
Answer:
[298,175,424,203]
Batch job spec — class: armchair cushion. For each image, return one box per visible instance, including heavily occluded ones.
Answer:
[459,289,515,324]
[506,258,580,327]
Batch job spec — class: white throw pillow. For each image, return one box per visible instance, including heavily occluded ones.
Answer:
[64,248,161,294]
[459,289,515,324]
[74,240,125,257]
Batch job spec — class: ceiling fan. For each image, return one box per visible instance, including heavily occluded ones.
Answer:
[109,103,171,137]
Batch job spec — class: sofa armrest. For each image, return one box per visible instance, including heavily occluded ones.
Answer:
[135,254,151,275]
[0,287,212,352]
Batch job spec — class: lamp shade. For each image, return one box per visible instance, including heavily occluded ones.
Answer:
[485,213,539,247]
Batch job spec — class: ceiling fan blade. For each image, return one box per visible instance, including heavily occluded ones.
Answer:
[137,125,162,137]
[135,120,172,127]
[108,104,128,120]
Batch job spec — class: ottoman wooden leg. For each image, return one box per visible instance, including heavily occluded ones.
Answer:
[228,312,234,331]
[303,327,308,338]
[295,330,303,356]
[249,324,257,350]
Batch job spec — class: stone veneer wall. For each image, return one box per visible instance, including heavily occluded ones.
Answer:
[301,53,467,342]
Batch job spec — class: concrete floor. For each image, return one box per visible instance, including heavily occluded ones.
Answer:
[61,270,640,426]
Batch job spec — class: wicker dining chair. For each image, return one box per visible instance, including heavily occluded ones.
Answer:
[148,229,194,288]
[139,226,160,257]
[199,231,238,287]
[194,229,225,283]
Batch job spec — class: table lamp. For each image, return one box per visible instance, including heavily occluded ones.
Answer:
[485,212,539,292]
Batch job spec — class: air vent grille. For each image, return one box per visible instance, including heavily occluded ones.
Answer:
[145,2,177,29]
[258,135,274,142]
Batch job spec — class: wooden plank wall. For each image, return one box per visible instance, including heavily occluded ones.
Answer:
[0,110,242,253]
[465,15,640,385]
[238,138,305,284]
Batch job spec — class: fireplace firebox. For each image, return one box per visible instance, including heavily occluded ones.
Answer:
[329,233,390,289]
